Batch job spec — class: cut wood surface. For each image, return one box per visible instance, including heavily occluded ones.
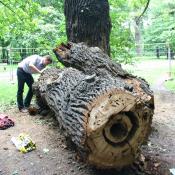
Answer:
[33,43,154,169]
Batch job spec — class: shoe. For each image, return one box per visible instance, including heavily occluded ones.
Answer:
[19,108,28,113]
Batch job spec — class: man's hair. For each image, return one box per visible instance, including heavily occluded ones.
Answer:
[44,55,53,63]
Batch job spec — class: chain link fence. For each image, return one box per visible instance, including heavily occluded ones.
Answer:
[0,47,51,81]
[0,44,174,83]
[132,43,175,59]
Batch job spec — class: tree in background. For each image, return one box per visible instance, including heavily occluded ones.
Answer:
[143,0,175,57]
[109,0,150,62]
[64,0,111,55]
[0,0,151,63]
[0,0,65,62]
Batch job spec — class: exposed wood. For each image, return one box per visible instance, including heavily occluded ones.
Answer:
[34,43,154,169]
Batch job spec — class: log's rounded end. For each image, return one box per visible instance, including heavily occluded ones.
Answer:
[86,89,153,168]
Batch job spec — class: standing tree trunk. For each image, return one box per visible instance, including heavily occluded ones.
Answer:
[64,0,111,55]
[0,38,10,63]
[134,19,143,57]
[33,43,154,169]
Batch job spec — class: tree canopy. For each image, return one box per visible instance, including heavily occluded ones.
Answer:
[1,0,168,62]
[144,0,175,45]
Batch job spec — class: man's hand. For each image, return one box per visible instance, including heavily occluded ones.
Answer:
[39,69,45,74]
[29,63,42,74]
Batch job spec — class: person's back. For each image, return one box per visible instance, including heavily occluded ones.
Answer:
[18,55,45,74]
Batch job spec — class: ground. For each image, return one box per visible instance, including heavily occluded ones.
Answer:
[0,59,175,175]
[0,91,174,175]
[142,90,175,174]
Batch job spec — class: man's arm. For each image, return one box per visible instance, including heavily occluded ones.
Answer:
[29,63,42,74]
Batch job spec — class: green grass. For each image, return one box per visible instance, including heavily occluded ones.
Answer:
[0,72,39,107]
[0,64,18,73]
[0,80,17,106]
[0,64,41,108]
[123,59,175,91]
[165,75,175,91]
[0,80,31,109]
[133,56,167,61]
[0,65,18,107]
[133,67,174,85]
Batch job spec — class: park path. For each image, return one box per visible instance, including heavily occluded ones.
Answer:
[143,90,175,162]
[141,68,175,170]
[152,73,169,91]
[0,70,16,81]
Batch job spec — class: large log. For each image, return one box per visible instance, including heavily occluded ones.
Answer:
[34,43,154,169]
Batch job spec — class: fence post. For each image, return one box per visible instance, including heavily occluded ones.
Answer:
[167,43,171,78]
[8,48,14,81]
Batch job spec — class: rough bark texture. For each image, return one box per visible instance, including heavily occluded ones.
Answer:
[64,0,111,55]
[34,43,154,169]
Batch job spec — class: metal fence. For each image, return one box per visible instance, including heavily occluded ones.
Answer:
[0,47,51,81]
[0,47,51,63]
[132,43,175,77]
[133,43,175,59]
[0,44,174,82]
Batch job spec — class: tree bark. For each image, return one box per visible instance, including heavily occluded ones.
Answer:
[64,0,111,55]
[34,43,154,169]
[134,19,143,57]
[0,38,10,63]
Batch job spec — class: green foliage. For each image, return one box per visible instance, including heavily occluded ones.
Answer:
[0,0,151,63]
[0,0,66,62]
[109,0,151,63]
[56,61,64,69]
[109,0,134,63]
[143,0,175,51]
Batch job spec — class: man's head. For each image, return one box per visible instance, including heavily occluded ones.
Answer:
[43,55,53,65]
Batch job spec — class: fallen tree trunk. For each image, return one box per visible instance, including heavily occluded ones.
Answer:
[33,43,154,169]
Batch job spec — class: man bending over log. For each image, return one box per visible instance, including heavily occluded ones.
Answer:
[17,55,52,113]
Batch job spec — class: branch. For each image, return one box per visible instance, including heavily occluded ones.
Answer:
[0,0,16,14]
[136,0,151,24]
[0,0,24,22]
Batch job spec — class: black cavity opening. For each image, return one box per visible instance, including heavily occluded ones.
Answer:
[110,123,127,139]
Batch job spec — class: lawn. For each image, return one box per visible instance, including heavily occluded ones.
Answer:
[122,59,175,91]
[0,77,39,108]
[0,63,18,73]
[0,79,34,111]
[165,78,175,91]
[0,80,17,110]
